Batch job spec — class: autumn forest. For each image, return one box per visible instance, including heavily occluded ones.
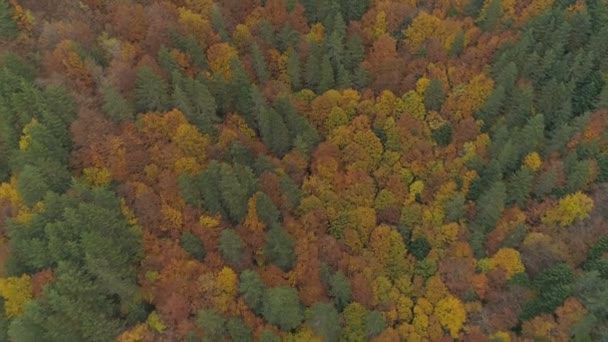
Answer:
[0,0,607,340]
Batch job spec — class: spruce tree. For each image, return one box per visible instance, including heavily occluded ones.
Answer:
[219,229,244,264]
[286,47,302,90]
[251,43,269,83]
[424,79,446,111]
[318,54,335,94]
[478,0,502,31]
[101,83,134,122]
[264,228,296,271]
[134,66,170,113]
[0,0,17,39]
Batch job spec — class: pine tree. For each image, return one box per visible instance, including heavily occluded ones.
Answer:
[449,31,465,57]
[336,64,352,89]
[180,232,206,262]
[198,161,228,218]
[229,59,256,129]
[286,47,302,90]
[226,319,253,342]
[196,310,226,341]
[0,0,17,39]
[251,43,269,83]
[101,83,134,122]
[218,163,250,223]
[317,54,335,94]
[329,271,352,311]
[256,192,280,229]
[210,5,229,41]
[239,270,266,314]
[157,46,181,76]
[16,165,49,207]
[262,287,303,331]
[305,42,322,90]
[308,303,341,341]
[424,79,446,111]
[134,66,170,113]
[478,0,502,31]
[172,74,218,135]
[344,35,365,71]
[264,228,296,271]
[352,65,369,90]
[219,229,244,265]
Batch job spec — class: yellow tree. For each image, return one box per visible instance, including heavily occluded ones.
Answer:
[490,248,525,279]
[435,295,466,337]
[403,12,441,51]
[0,275,33,318]
[207,43,238,79]
[542,192,594,227]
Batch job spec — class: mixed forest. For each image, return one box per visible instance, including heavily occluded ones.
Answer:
[0,0,608,340]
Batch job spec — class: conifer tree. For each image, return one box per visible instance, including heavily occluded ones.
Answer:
[286,47,302,90]
[318,55,335,94]
[264,228,296,271]
[101,83,134,122]
[134,66,170,113]
[0,0,17,39]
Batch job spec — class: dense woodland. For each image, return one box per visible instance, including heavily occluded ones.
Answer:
[0,0,608,340]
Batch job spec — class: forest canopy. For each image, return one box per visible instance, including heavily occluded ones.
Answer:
[1,0,608,340]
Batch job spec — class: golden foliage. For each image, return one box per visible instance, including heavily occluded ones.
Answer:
[524,152,542,171]
[146,311,167,333]
[207,43,238,79]
[490,248,525,279]
[435,296,466,338]
[0,275,33,318]
[542,192,594,227]
[83,167,112,187]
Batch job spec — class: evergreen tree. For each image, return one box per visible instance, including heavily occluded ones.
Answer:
[449,31,465,57]
[251,43,269,83]
[226,318,253,342]
[198,162,228,218]
[16,165,50,206]
[308,303,341,341]
[432,123,452,147]
[157,46,181,76]
[180,232,206,262]
[424,79,446,111]
[329,271,352,311]
[256,192,281,229]
[219,229,244,265]
[507,167,533,207]
[218,163,250,223]
[0,0,17,39]
[344,35,365,71]
[196,310,226,342]
[101,83,134,122]
[478,0,502,31]
[229,59,256,129]
[262,287,303,331]
[286,47,302,90]
[318,54,335,94]
[520,263,575,320]
[239,270,266,314]
[210,5,229,41]
[352,65,370,90]
[172,74,218,135]
[365,311,387,338]
[264,228,296,271]
[336,64,352,89]
[134,66,170,113]
[168,29,208,69]
[305,42,322,90]
[257,106,291,157]
[260,330,281,342]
